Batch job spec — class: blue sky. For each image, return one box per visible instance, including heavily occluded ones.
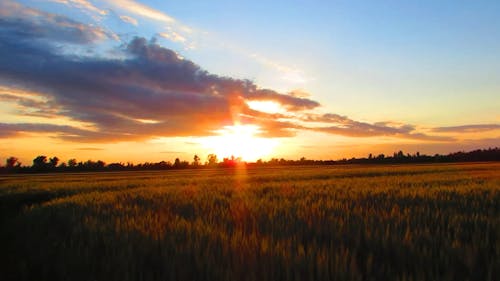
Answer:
[0,0,499,163]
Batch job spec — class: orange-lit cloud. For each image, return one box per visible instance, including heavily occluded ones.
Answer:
[431,124,500,133]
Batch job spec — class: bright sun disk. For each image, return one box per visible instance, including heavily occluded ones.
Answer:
[200,125,278,162]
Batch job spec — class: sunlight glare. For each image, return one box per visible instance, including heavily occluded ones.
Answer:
[200,125,278,162]
[246,100,284,114]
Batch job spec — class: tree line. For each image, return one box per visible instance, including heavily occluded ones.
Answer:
[1,148,499,174]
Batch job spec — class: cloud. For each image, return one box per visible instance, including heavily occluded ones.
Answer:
[119,15,138,26]
[431,124,500,133]
[101,0,197,49]
[0,123,91,138]
[0,9,320,142]
[244,89,320,111]
[250,53,309,84]
[76,147,104,151]
[0,93,60,118]
[104,0,175,23]
[158,31,186,43]
[301,113,454,141]
[51,0,108,16]
[0,6,469,144]
[0,0,115,44]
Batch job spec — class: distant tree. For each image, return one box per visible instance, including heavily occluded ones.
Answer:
[193,154,201,166]
[108,163,125,170]
[81,160,105,170]
[68,158,77,168]
[32,155,48,170]
[96,160,105,169]
[49,157,59,168]
[207,154,218,166]
[221,155,242,167]
[174,158,181,168]
[6,157,20,169]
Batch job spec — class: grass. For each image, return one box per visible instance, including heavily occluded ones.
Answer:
[1,163,499,281]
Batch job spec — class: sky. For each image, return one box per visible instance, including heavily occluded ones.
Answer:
[0,0,499,164]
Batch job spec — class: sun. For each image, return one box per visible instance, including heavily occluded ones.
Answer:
[200,125,278,162]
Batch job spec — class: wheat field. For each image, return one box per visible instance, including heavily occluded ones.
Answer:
[1,163,499,281]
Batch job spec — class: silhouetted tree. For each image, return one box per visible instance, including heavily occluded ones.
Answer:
[207,154,218,166]
[193,154,201,166]
[6,157,20,169]
[96,160,105,169]
[49,157,59,168]
[32,155,48,171]
[68,158,77,168]
[221,155,243,167]
[3,147,497,173]
[108,163,125,170]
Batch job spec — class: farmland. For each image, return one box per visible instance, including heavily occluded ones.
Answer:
[1,163,499,281]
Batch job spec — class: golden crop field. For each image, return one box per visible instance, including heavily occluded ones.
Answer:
[1,163,499,281]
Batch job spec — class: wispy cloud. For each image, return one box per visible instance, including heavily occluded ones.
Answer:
[104,0,175,23]
[431,124,500,133]
[119,15,138,26]
[0,122,92,138]
[160,151,185,154]
[300,114,454,141]
[50,0,108,16]
[76,147,104,150]
[250,53,309,84]
[158,30,186,43]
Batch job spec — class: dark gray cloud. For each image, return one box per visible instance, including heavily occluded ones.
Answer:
[0,122,90,138]
[302,113,454,141]
[0,2,462,143]
[0,0,113,44]
[432,124,500,133]
[0,5,320,141]
[245,89,320,111]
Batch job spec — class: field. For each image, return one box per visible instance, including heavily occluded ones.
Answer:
[1,163,499,281]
